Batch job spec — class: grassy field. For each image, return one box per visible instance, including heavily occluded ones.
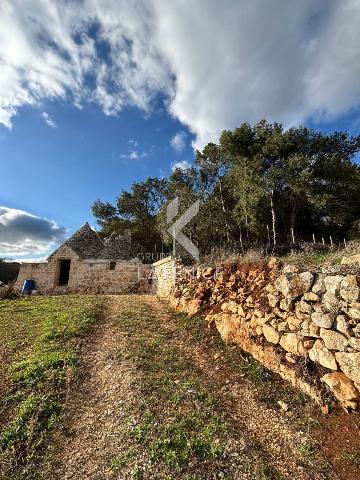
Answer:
[0,295,102,479]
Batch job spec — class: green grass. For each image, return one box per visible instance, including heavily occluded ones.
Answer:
[111,297,282,479]
[300,440,316,458]
[0,295,102,479]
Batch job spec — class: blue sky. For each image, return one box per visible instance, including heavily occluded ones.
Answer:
[1,100,194,232]
[1,0,360,260]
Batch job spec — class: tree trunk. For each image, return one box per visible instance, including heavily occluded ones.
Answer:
[270,190,277,248]
[219,178,230,243]
[290,204,298,242]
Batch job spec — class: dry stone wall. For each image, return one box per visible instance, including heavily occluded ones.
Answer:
[154,257,360,410]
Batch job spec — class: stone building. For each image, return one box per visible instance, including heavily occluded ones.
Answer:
[15,223,151,294]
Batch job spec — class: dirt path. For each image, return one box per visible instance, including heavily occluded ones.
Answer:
[42,295,354,479]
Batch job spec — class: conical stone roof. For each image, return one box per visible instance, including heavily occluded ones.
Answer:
[49,223,105,260]
[98,231,132,259]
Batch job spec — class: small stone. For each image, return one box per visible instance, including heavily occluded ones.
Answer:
[335,352,360,385]
[353,324,360,337]
[312,274,326,295]
[275,272,314,300]
[348,303,360,320]
[302,292,319,302]
[263,324,280,344]
[320,328,348,351]
[322,292,339,310]
[277,321,287,332]
[340,275,360,303]
[287,315,302,331]
[322,372,359,410]
[255,326,263,336]
[267,294,279,308]
[335,315,352,337]
[283,264,299,274]
[309,340,338,370]
[309,323,321,337]
[278,400,289,411]
[311,311,335,329]
[186,299,202,315]
[349,337,360,351]
[298,300,312,314]
[221,301,239,314]
[280,297,294,312]
[324,275,343,295]
[280,333,304,355]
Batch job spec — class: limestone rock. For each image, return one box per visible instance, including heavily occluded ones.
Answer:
[263,324,280,344]
[322,292,339,310]
[302,292,319,302]
[287,315,302,331]
[354,324,360,338]
[309,340,338,370]
[348,303,360,320]
[340,275,360,303]
[275,272,314,300]
[324,275,343,294]
[321,372,359,410]
[221,301,239,314]
[335,315,352,337]
[349,337,360,351]
[283,264,299,274]
[268,257,280,270]
[312,274,326,295]
[320,328,348,351]
[187,299,202,315]
[335,352,360,385]
[309,323,321,337]
[311,310,335,329]
[298,300,312,315]
[267,293,279,308]
[280,297,294,312]
[280,333,304,355]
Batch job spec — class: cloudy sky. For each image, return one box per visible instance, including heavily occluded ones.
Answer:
[1,0,360,260]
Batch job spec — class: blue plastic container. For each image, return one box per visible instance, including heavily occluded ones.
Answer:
[22,279,35,294]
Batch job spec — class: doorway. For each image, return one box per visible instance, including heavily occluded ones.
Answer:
[58,259,71,285]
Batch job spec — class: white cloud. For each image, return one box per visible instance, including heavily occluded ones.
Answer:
[1,1,360,147]
[41,111,57,128]
[0,206,66,257]
[170,131,187,152]
[120,150,147,160]
[171,160,191,172]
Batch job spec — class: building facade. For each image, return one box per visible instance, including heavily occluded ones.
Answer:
[15,223,151,294]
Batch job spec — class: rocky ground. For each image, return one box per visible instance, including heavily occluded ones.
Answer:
[38,295,360,479]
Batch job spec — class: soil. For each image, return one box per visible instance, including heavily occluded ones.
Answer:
[41,295,360,480]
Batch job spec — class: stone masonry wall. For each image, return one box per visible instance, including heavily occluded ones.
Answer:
[15,245,151,294]
[154,256,360,410]
[152,257,176,298]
